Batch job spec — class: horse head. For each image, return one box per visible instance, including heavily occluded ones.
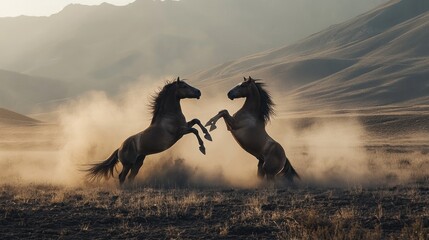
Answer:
[227,76,257,100]
[175,77,201,99]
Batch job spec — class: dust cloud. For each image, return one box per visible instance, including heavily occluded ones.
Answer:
[0,77,422,188]
[271,118,372,187]
[55,78,262,187]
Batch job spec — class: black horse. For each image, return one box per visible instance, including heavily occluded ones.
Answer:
[86,77,211,185]
[206,77,299,181]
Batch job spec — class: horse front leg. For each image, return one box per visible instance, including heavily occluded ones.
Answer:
[187,119,212,141]
[181,127,206,155]
[204,110,236,132]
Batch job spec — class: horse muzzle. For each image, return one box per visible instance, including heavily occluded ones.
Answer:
[227,91,234,100]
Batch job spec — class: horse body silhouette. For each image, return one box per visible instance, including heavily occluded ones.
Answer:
[86,78,211,185]
[205,77,299,181]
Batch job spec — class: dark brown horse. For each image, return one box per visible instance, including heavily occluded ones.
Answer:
[86,77,211,185]
[205,77,299,181]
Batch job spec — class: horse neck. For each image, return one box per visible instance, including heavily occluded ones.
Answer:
[152,92,183,123]
[241,84,261,116]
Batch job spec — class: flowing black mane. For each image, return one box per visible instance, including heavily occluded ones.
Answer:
[255,81,275,123]
[149,80,177,124]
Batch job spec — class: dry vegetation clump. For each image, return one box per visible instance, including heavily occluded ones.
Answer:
[1,183,428,239]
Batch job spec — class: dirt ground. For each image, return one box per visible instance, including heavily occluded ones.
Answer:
[0,183,428,239]
[0,114,428,239]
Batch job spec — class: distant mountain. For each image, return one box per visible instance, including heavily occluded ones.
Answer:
[0,69,70,113]
[0,107,40,125]
[0,0,386,95]
[190,0,429,114]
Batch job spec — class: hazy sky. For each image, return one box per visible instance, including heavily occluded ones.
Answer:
[0,0,136,17]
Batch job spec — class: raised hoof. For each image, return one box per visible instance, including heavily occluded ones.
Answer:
[204,133,213,141]
[209,124,217,132]
[199,146,206,155]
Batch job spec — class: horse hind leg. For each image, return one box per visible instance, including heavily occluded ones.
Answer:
[128,156,145,183]
[262,144,286,182]
[119,164,131,185]
[257,158,266,179]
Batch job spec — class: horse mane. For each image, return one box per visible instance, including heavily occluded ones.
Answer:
[149,80,177,124]
[254,81,275,123]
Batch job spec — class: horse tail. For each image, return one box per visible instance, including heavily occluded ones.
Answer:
[86,149,119,181]
[282,158,300,181]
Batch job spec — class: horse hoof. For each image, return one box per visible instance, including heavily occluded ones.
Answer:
[199,146,206,155]
[209,124,217,132]
[204,133,213,141]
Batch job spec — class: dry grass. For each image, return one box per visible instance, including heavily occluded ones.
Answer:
[1,183,428,239]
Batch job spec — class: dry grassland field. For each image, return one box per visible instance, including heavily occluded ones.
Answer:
[0,114,428,239]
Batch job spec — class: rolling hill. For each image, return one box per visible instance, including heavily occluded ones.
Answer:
[0,107,40,125]
[0,69,70,113]
[190,0,429,115]
[0,0,386,96]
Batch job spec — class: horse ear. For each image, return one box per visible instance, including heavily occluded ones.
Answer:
[248,76,253,81]
[176,77,180,82]
[243,77,247,81]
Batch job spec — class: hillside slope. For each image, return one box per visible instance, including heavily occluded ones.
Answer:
[0,69,70,113]
[0,107,40,125]
[190,0,429,114]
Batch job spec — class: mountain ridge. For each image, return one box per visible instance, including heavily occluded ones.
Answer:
[0,0,387,92]
[189,0,429,114]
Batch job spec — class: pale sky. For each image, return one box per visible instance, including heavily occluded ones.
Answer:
[0,0,136,17]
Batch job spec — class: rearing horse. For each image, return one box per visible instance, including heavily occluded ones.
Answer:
[205,77,299,181]
[86,77,212,185]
